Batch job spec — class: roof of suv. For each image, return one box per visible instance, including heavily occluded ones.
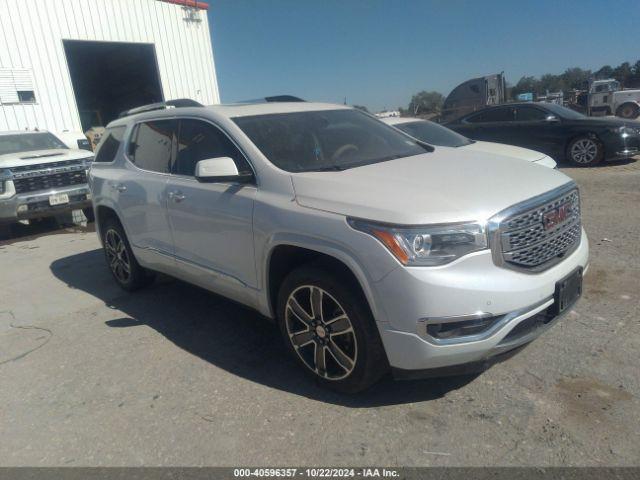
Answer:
[109,101,352,127]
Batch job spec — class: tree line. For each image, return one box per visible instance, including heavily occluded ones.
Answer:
[396,59,640,116]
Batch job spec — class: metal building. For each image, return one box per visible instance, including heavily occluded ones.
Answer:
[0,0,219,135]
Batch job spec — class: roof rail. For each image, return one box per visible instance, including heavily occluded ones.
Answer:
[119,98,204,118]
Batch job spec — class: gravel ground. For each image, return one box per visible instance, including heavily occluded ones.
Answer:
[0,160,639,466]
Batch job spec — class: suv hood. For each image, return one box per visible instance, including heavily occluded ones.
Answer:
[292,148,572,225]
[0,148,92,169]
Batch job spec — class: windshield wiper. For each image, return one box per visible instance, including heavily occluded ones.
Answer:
[416,140,435,152]
[305,165,348,172]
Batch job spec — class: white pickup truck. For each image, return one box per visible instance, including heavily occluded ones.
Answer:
[0,130,94,225]
[588,79,640,119]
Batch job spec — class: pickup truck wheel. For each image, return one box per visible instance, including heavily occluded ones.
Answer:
[616,103,639,119]
[277,266,388,393]
[102,219,154,291]
[83,207,95,223]
[567,136,603,166]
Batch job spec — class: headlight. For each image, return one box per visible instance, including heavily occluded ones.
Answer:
[618,126,640,137]
[348,218,487,266]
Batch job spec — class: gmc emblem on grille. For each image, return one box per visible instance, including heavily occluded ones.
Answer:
[542,202,571,230]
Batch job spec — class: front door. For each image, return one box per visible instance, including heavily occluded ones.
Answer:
[512,105,564,157]
[165,118,257,298]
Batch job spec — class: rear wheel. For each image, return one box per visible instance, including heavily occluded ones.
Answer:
[277,265,388,393]
[567,136,603,166]
[102,218,154,291]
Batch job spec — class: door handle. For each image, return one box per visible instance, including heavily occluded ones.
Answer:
[168,190,186,202]
[111,183,127,192]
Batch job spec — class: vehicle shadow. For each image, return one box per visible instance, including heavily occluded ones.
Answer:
[0,213,93,246]
[559,156,638,169]
[50,249,478,407]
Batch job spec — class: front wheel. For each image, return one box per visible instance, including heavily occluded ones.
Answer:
[277,266,388,393]
[567,136,603,166]
[102,218,154,291]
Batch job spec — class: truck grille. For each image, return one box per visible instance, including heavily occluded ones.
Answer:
[491,186,581,272]
[10,161,88,194]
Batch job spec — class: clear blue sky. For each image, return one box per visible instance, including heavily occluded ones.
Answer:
[207,0,637,112]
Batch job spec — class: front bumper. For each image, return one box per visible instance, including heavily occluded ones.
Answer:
[372,229,589,372]
[605,131,640,160]
[0,184,92,223]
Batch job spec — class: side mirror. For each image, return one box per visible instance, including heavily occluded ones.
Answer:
[545,114,560,123]
[195,157,253,183]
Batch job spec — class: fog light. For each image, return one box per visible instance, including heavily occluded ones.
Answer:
[425,315,498,340]
[17,204,28,213]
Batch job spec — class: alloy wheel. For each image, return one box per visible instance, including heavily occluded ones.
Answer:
[105,229,131,284]
[570,138,598,164]
[285,285,358,380]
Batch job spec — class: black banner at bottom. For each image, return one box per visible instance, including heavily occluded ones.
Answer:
[0,468,638,480]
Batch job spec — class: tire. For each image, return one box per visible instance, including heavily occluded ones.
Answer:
[83,207,95,223]
[616,103,639,119]
[101,218,154,291]
[566,135,604,166]
[276,265,388,393]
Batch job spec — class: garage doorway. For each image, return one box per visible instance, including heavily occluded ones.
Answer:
[64,40,164,131]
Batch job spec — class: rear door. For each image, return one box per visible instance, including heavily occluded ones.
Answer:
[117,119,177,259]
[165,118,257,295]
[456,106,516,143]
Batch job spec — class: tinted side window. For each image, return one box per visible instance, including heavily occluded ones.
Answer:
[130,120,177,173]
[94,126,125,162]
[174,119,251,177]
[516,107,547,121]
[467,107,514,123]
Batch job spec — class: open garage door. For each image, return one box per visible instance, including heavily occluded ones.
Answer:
[64,40,164,131]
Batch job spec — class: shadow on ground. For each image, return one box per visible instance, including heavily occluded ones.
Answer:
[559,156,637,169]
[0,215,94,246]
[50,248,477,407]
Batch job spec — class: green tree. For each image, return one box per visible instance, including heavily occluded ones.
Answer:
[595,65,614,79]
[613,62,633,86]
[560,67,591,91]
[408,91,444,115]
[511,76,539,97]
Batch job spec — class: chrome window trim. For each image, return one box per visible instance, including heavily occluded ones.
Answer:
[487,181,581,274]
[123,115,258,185]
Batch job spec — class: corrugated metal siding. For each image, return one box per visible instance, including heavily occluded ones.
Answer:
[0,0,219,132]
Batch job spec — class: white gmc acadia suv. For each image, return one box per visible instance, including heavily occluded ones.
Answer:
[89,100,588,392]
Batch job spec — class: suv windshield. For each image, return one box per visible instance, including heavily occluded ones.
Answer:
[0,132,67,156]
[233,109,429,172]
[394,120,473,147]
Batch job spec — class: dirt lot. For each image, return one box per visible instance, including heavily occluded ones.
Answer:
[1,160,639,466]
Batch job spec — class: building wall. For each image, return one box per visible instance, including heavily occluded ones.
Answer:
[0,0,219,133]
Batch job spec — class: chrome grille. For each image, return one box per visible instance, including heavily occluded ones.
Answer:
[491,186,582,272]
[13,170,87,194]
[10,160,88,194]
[9,159,81,173]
